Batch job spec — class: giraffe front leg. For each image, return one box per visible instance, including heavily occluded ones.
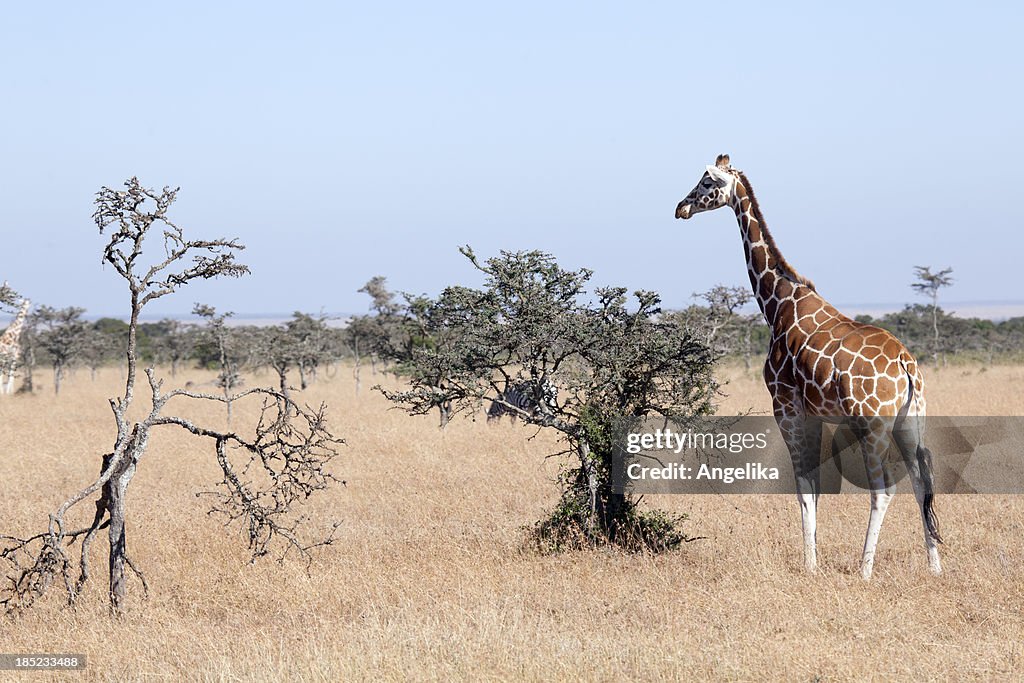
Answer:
[778,413,822,573]
[796,484,818,572]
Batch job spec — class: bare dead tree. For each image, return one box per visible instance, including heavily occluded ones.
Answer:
[0,178,343,615]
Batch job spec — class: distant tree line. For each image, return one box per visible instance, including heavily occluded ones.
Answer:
[6,273,433,396]
[13,267,1019,399]
[672,296,1024,367]
[670,267,1022,367]
[9,308,354,395]
[854,305,1024,366]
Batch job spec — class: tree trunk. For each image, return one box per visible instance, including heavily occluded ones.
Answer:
[18,349,34,394]
[743,327,753,372]
[579,440,599,537]
[578,438,626,541]
[276,366,290,401]
[353,352,362,395]
[106,448,139,612]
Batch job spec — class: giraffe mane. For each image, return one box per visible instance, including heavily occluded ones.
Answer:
[735,170,816,292]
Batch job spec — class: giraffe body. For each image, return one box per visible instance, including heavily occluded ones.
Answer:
[675,155,941,578]
[0,298,31,395]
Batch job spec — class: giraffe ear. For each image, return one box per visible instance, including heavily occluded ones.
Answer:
[706,164,733,185]
[715,154,731,169]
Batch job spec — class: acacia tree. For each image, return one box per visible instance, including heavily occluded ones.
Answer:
[284,312,334,389]
[0,281,20,314]
[358,275,401,317]
[911,265,954,364]
[152,318,198,377]
[671,285,762,370]
[346,277,405,393]
[257,326,298,399]
[193,304,242,424]
[80,325,121,381]
[381,291,476,428]
[359,277,403,370]
[0,178,342,614]
[380,247,717,551]
[33,306,89,394]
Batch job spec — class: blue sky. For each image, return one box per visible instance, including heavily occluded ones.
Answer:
[0,1,1020,318]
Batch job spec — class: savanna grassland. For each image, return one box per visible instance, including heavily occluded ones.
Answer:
[2,363,1024,682]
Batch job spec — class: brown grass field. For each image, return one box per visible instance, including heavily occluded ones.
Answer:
[1,363,1023,681]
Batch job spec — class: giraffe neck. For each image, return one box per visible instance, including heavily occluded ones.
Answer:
[729,175,818,336]
[0,302,30,349]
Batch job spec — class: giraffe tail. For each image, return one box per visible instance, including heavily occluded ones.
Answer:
[916,444,943,544]
[895,361,943,545]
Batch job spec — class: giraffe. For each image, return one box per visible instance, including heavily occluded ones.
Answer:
[0,296,31,395]
[674,155,942,579]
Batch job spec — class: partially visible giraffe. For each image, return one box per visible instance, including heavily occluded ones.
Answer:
[674,155,942,579]
[0,295,32,395]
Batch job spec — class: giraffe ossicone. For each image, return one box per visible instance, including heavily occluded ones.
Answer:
[675,155,942,579]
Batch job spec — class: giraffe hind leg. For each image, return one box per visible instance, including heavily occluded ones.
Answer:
[855,417,897,581]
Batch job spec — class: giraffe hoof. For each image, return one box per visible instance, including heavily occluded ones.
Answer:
[860,565,874,581]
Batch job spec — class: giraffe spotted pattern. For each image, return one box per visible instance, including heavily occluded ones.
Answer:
[0,297,31,395]
[675,155,941,579]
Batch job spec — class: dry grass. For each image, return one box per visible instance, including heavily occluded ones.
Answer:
[1,363,1023,681]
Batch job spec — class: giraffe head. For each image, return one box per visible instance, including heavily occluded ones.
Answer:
[675,154,737,220]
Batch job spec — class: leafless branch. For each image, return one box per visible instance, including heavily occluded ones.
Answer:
[1,177,344,615]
